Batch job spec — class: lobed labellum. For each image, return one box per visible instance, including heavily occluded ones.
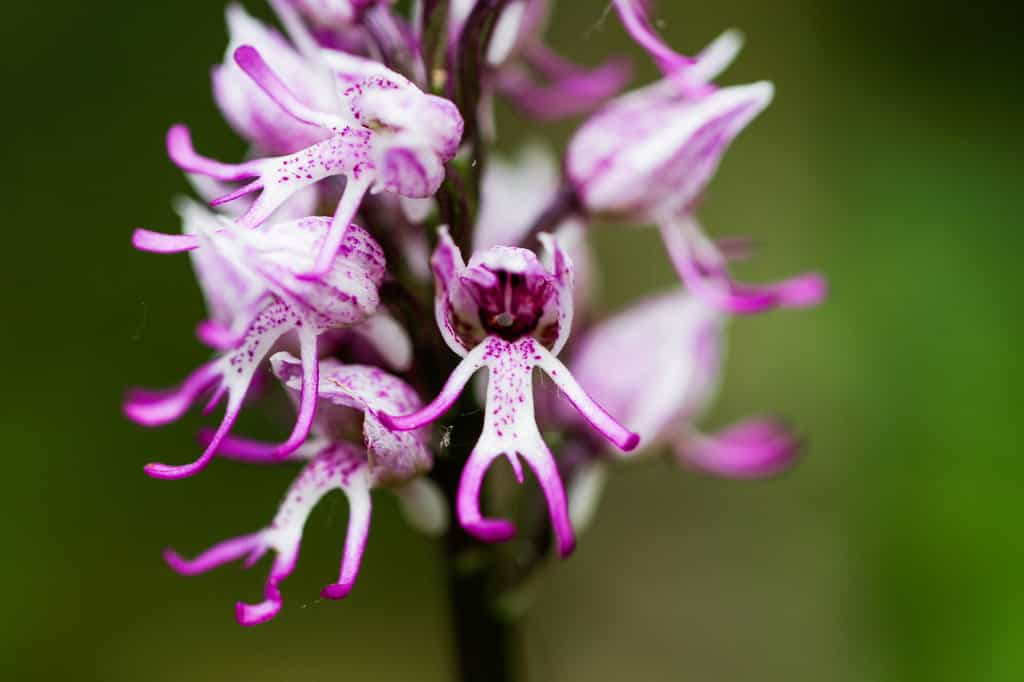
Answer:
[164,352,446,625]
[164,442,375,625]
[379,231,639,558]
[126,219,385,479]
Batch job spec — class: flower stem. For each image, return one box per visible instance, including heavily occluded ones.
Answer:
[442,529,518,682]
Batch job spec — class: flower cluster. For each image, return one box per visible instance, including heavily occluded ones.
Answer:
[127,0,824,625]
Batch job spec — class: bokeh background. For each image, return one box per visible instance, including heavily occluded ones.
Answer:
[2,0,1021,680]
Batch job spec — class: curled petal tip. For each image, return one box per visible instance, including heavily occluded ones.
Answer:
[320,582,354,600]
[621,432,641,452]
[235,599,280,627]
[131,228,200,254]
[122,396,164,426]
[166,123,189,149]
[165,124,194,166]
[232,44,260,69]
[143,458,210,480]
[779,273,828,308]
[557,536,577,559]
[462,518,516,544]
[162,548,192,574]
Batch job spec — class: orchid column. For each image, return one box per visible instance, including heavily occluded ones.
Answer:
[125,2,824,681]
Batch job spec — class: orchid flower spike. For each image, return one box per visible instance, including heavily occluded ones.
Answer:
[563,288,802,530]
[168,44,462,278]
[377,228,639,557]
[567,41,826,315]
[167,353,445,626]
[125,216,386,480]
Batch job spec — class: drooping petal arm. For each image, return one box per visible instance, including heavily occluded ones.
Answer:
[377,341,489,431]
[534,344,640,452]
[659,218,827,315]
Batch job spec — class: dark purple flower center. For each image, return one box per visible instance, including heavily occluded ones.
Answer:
[462,267,553,342]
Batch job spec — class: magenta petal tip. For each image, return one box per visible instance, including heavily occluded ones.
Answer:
[165,124,193,164]
[320,582,354,600]
[557,536,577,558]
[143,459,208,480]
[131,228,200,254]
[162,549,190,574]
[462,519,517,544]
[235,599,280,627]
[166,123,189,147]
[232,44,260,69]
[779,273,828,308]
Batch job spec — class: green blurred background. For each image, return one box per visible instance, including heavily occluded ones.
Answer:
[2,0,1021,679]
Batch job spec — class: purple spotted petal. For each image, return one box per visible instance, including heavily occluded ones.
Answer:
[379,336,638,557]
[431,226,483,355]
[170,46,462,277]
[567,80,774,219]
[126,219,385,476]
[175,198,263,329]
[129,301,315,479]
[272,354,431,483]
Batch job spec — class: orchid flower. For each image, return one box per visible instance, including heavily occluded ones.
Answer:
[166,354,444,626]
[179,196,411,371]
[567,30,826,314]
[562,288,801,530]
[125,216,385,479]
[377,228,639,557]
[168,43,462,278]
